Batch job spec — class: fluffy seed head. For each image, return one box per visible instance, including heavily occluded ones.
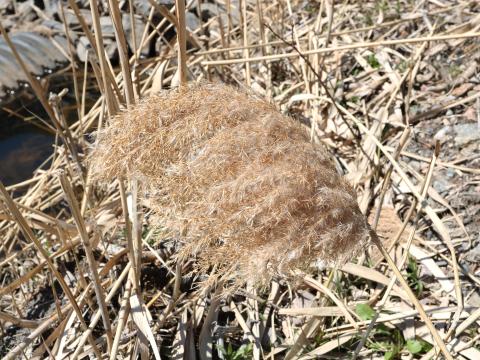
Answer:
[90,82,371,286]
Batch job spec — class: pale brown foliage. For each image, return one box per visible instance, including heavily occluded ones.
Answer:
[90,82,371,285]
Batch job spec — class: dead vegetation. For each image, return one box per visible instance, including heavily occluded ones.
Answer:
[0,0,479,359]
[90,81,371,287]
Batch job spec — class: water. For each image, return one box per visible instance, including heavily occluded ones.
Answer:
[0,129,53,186]
[0,75,98,187]
[0,92,56,187]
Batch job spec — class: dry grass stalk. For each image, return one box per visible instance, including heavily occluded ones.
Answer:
[202,32,480,66]
[59,174,113,351]
[107,0,135,106]
[90,81,372,286]
[88,0,119,115]
[175,0,188,86]
[0,182,103,359]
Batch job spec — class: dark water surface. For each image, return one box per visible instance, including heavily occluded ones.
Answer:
[0,90,56,186]
[0,77,97,187]
[0,91,60,186]
[0,129,53,186]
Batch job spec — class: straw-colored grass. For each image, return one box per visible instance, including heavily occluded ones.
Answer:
[1,0,479,359]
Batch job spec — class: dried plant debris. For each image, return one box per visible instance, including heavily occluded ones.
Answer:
[91,82,371,285]
[2,1,480,359]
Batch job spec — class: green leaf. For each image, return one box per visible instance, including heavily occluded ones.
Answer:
[216,344,227,356]
[232,343,253,360]
[406,339,423,354]
[375,324,391,336]
[356,303,376,320]
[366,54,381,69]
[384,350,395,360]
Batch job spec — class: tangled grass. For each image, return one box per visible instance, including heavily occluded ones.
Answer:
[1,1,479,359]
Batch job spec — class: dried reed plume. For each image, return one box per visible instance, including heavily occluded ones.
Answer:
[90,82,371,285]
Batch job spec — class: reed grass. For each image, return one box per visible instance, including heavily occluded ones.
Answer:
[1,1,479,359]
[90,81,372,288]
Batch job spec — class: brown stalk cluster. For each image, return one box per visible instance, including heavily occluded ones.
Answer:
[90,82,371,285]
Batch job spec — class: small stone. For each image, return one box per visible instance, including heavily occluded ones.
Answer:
[186,12,200,31]
[465,242,480,263]
[467,292,480,307]
[434,122,480,146]
[432,178,450,194]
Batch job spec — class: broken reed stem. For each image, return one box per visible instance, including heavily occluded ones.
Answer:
[68,0,123,105]
[372,236,452,359]
[59,4,82,120]
[175,0,188,85]
[72,263,131,359]
[49,91,85,182]
[173,260,182,301]
[255,0,266,55]
[59,174,113,352]
[0,311,38,329]
[48,270,64,323]
[226,0,232,49]
[338,101,465,335]
[108,0,135,106]
[118,178,140,292]
[303,275,359,330]
[128,269,162,360]
[199,279,223,359]
[109,277,132,360]
[240,0,251,86]
[88,0,119,115]
[284,270,336,360]
[354,142,439,357]
[130,179,142,293]
[0,182,103,359]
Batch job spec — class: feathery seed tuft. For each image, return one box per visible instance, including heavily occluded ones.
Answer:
[90,82,371,286]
